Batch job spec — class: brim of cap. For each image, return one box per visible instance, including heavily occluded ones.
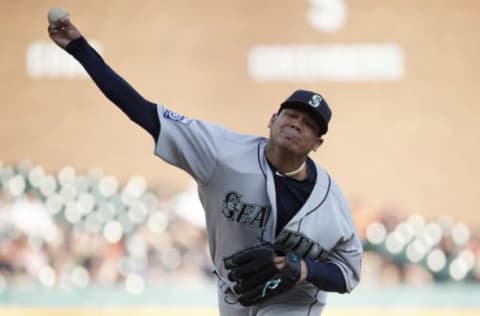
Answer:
[280,102,328,135]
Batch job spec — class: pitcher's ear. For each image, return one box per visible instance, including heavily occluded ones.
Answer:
[312,138,324,152]
[268,113,278,128]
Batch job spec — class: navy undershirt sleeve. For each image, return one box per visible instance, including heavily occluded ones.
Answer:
[304,258,347,293]
[65,37,160,140]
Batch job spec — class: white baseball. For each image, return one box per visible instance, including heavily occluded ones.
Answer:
[48,7,69,24]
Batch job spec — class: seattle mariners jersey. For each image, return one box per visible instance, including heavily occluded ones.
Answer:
[154,105,362,306]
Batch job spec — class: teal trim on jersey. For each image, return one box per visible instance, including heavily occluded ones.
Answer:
[297,172,331,233]
[307,289,321,316]
[257,141,268,180]
[257,141,268,241]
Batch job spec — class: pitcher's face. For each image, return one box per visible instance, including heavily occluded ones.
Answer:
[268,108,323,156]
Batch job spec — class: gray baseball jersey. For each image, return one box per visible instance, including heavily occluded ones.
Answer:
[154,105,362,315]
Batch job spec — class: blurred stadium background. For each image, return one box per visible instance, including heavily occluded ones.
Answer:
[1,0,480,315]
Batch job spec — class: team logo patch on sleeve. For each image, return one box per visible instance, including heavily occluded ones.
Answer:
[163,109,192,124]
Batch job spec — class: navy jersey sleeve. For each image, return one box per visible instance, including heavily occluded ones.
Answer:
[65,37,160,140]
[304,258,347,293]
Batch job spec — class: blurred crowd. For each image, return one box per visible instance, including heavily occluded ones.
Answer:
[354,201,480,287]
[0,160,479,294]
[0,160,211,294]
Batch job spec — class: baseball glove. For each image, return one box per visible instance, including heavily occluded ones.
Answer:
[223,243,301,306]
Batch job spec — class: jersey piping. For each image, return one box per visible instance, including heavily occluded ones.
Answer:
[296,173,331,233]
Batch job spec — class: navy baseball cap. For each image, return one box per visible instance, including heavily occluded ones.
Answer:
[280,89,332,135]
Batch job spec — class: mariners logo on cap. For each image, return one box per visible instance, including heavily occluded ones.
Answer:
[308,95,322,108]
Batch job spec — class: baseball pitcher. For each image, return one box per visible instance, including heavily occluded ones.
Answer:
[48,10,362,316]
